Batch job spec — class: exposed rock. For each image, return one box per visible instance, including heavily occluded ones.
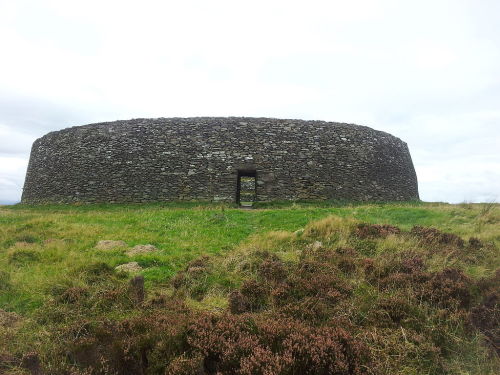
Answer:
[95,240,128,250]
[129,275,145,305]
[293,228,304,236]
[115,262,142,273]
[126,244,158,256]
[308,241,323,251]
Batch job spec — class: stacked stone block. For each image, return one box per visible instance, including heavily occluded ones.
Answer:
[21,117,419,203]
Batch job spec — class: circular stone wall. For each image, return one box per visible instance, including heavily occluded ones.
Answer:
[21,117,419,203]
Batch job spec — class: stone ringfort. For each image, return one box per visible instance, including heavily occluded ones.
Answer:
[21,117,419,204]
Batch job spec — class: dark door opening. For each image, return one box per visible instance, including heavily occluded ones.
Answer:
[236,170,256,207]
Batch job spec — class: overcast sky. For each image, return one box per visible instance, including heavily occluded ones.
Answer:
[1,0,499,204]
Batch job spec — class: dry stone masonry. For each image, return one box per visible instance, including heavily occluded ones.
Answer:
[21,117,419,203]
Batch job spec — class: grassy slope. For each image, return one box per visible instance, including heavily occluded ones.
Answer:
[0,201,499,374]
[0,201,497,314]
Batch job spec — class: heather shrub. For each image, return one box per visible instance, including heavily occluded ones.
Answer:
[329,247,359,275]
[229,279,269,314]
[272,260,352,308]
[2,210,499,374]
[257,256,287,282]
[338,257,357,275]
[411,226,465,248]
[77,262,115,283]
[186,255,211,272]
[370,263,473,311]
[400,253,426,274]
[301,244,335,263]
[56,286,89,304]
[366,294,424,329]
[171,272,186,289]
[355,223,400,239]
[349,238,377,256]
[362,258,375,275]
[34,290,193,374]
[468,236,483,250]
[471,291,499,355]
[335,246,359,257]
[185,313,371,375]
[471,270,500,355]
[360,327,445,375]
[36,281,135,328]
[365,251,429,290]
[165,354,204,375]
[227,246,354,322]
[418,268,472,309]
[171,255,213,300]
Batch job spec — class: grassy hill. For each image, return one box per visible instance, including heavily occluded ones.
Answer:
[0,202,499,374]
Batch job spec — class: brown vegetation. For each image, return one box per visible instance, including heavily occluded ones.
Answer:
[1,217,499,374]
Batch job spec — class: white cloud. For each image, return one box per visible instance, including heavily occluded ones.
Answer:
[0,125,34,156]
[0,0,499,203]
[417,158,500,203]
[0,157,28,204]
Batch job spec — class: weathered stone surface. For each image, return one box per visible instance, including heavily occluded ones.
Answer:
[293,229,304,236]
[126,244,158,256]
[21,117,419,203]
[95,240,128,250]
[115,262,142,273]
[129,275,145,305]
[308,241,323,251]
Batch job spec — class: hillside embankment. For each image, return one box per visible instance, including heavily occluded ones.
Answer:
[0,202,499,374]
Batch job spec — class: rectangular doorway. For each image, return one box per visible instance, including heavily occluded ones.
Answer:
[236,170,256,207]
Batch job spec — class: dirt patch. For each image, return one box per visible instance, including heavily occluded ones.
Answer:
[126,244,158,256]
[95,240,128,250]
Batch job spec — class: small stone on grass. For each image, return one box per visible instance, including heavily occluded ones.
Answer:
[308,241,323,251]
[115,262,142,273]
[126,244,158,256]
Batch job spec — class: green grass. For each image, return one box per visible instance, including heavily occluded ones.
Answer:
[0,201,499,373]
[1,201,498,314]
